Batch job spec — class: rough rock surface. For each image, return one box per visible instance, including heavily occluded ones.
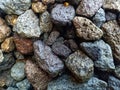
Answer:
[34,40,64,77]
[13,10,42,38]
[114,65,120,79]
[65,50,94,82]
[80,40,115,71]
[76,0,104,17]
[102,20,120,61]
[73,16,103,40]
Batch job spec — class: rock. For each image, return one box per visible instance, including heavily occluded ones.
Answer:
[11,61,25,81]
[0,50,4,63]
[25,60,51,90]
[14,51,24,60]
[14,35,33,55]
[69,0,81,5]
[103,0,120,12]
[7,87,18,90]
[106,12,117,21]
[1,37,15,52]
[52,42,71,58]
[0,0,31,15]
[16,79,31,90]
[47,74,107,90]
[33,40,64,77]
[65,50,94,82]
[46,31,60,45]
[101,20,120,61]
[114,65,120,79]
[80,40,115,71]
[51,4,75,25]
[73,16,103,40]
[42,0,55,4]
[32,2,47,13]
[40,11,53,32]
[13,10,42,38]
[0,53,15,72]
[93,8,106,27]
[108,76,120,90]
[76,0,104,17]
[0,17,11,42]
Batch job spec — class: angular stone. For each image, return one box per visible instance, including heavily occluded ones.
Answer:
[76,0,104,17]
[101,20,120,61]
[34,40,64,77]
[80,40,115,71]
[65,50,94,82]
[114,65,120,79]
[0,50,4,63]
[25,60,51,90]
[73,16,103,40]
[13,10,42,38]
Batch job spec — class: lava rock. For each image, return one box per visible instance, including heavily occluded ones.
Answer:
[40,11,53,32]
[11,61,25,81]
[51,4,75,26]
[80,40,115,71]
[106,12,117,21]
[7,87,18,90]
[102,20,120,61]
[73,16,103,40]
[93,8,106,27]
[13,10,42,38]
[65,50,94,82]
[76,0,104,17]
[33,40,64,77]
[0,0,31,15]
[0,50,4,63]
[25,60,52,90]
[114,65,120,79]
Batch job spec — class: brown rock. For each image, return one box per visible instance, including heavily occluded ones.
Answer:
[76,0,104,17]
[102,20,120,61]
[42,0,55,4]
[73,16,103,40]
[25,60,51,90]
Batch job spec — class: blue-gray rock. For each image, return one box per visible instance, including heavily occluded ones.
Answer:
[7,87,18,90]
[47,74,107,90]
[80,40,115,71]
[93,8,106,27]
[106,12,117,21]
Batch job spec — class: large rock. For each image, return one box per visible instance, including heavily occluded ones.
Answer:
[73,16,103,40]
[80,40,115,71]
[47,74,107,90]
[101,20,120,61]
[13,10,42,38]
[65,50,94,82]
[76,0,104,17]
[0,0,31,15]
[34,40,64,77]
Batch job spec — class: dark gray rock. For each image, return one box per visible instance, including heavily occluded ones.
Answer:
[106,12,117,21]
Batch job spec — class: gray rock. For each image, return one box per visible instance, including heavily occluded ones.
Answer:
[51,4,75,25]
[47,74,107,90]
[16,79,30,90]
[108,76,120,90]
[80,40,115,71]
[106,12,117,21]
[11,61,25,81]
[65,50,94,82]
[33,40,64,77]
[0,0,31,15]
[114,65,120,79]
[93,8,106,27]
[52,42,71,58]
[7,87,18,90]
[13,10,42,38]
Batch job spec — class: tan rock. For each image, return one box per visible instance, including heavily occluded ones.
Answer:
[42,0,55,4]
[102,20,120,61]
[73,16,103,40]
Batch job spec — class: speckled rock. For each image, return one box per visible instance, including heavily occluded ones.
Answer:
[47,74,107,90]
[106,12,117,21]
[14,51,24,60]
[7,87,18,90]
[73,16,103,40]
[76,0,104,17]
[102,20,120,61]
[0,50,4,63]
[0,0,31,15]
[16,79,30,90]
[1,37,15,52]
[52,42,71,58]
[51,4,75,25]
[114,65,120,79]
[34,40,64,77]
[42,0,55,4]
[80,40,115,71]
[25,60,51,90]
[65,50,94,82]
[11,61,25,81]
[13,10,42,38]
[0,17,11,42]
[93,8,106,27]
[40,11,53,32]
